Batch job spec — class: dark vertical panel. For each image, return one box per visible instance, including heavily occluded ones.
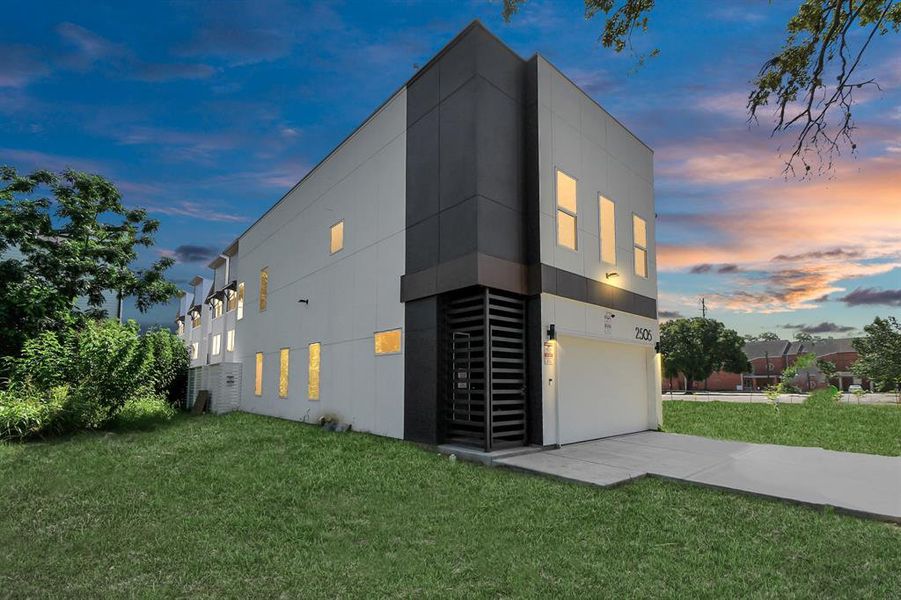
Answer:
[403,296,439,444]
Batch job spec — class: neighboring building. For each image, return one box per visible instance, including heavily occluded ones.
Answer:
[662,338,867,392]
[176,21,660,450]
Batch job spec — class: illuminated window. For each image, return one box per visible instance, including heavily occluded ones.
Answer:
[330,221,344,254]
[279,348,290,398]
[633,214,648,278]
[259,268,268,311]
[226,329,235,352]
[192,312,201,329]
[556,170,577,250]
[308,342,320,400]
[177,320,184,336]
[227,288,238,312]
[212,298,223,319]
[211,334,221,356]
[236,282,245,320]
[374,329,402,355]
[600,196,616,265]
[255,352,263,396]
[191,342,199,360]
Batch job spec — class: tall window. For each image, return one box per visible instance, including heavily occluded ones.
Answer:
[236,282,245,320]
[556,170,577,250]
[330,221,344,254]
[211,334,221,356]
[374,329,402,355]
[212,298,223,319]
[191,342,199,360]
[226,329,235,352]
[192,313,201,329]
[633,214,648,278]
[600,196,616,265]
[227,287,238,312]
[254,352,263,396]
[177,320,184,336]
[308,342,320,400]
[259,268,268,311]
[279,348,290,398]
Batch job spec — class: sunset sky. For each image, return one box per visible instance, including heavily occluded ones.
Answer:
[2,0,899,336]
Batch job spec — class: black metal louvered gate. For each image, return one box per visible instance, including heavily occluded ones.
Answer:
[441,288,527,451]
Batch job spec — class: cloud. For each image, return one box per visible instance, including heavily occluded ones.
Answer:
[166,244,221,263]
[146,201,249,223]
[658,310,682,320]
[690,264,712,274]
[781,322,856,334]
[838,287,901,307]
[56,22,126,70]
[772,248,863,261]
[0,45,49,88]
[689,263,742,274]
[133,63,217,82]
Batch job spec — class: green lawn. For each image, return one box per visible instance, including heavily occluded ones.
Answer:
[663,400,901,457]
[1,413,899,598]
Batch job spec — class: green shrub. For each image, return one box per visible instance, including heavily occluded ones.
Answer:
[111,394,177,431]
[0,386,68,440]
[141,328,189,405]
[805,385,841,408]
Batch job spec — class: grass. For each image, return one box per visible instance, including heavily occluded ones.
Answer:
[1,413,899,598]
[663,400,901,456]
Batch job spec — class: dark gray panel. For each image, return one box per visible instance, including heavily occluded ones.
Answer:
[436,253,478,292]
[400,269,437,304]
[404,302,440,444]
[405,215,440,273]
[477,253,528,294]
[539,264,657,319]
[525,295,543,445]
[476,196,525,264]
[438,27,477,101]
[439,196,479,262]
[556,269,587,302]
[475,78,523,213]
[407,63,439,127]
[540,264,557,295]
[405,109,440,226]
[438,80,477,212]
[473,26,524,103]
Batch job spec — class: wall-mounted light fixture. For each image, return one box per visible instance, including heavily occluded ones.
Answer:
[547,323,556,340]
[605,271,619,279]
[297,298,309,305]
[654,342,660,353]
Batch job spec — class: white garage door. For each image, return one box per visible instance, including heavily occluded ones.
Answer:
[557,335,649,444]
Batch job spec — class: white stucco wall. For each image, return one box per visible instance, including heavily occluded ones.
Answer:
[233,89,407,439]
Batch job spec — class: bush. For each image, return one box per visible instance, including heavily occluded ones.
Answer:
[805,385,841,408]
[142,328,189,405]
[111,394,177,431]
[0,387,65,441]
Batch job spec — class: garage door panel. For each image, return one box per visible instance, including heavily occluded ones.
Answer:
[558,335,648,444]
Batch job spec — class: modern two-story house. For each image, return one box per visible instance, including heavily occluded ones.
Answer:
[177,21,660,451]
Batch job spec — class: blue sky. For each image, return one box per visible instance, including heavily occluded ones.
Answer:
[2,0,899,336]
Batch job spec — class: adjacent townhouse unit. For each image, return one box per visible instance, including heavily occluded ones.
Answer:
[177,21,660,451]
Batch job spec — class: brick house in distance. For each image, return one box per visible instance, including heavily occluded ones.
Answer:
[662,338,868,392]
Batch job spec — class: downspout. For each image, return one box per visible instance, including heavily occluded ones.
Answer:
[219,254,230,286]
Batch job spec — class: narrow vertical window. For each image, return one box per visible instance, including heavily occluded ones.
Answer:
[600,196,616,265]
[633,214,648,278]
[330,220,344,254]
[255,352,263,396]
[308,342,320,400]
[212,299,223,319]
[236,282,245,320]
[259,268,268,311]
[227,287,237,312]
[279,348,290,398]
[211,334,221,356]
[191,342,199,360]
[556,170,577,250]
[226,329,235,352]
[192,313,201,328]
[374,329,402,355]
[177,320,184,336]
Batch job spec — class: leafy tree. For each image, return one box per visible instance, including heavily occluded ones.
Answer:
[816,358,837,385]
[852,316,901,392]
[793,331,821,343]
[659,318,750,391]
[501,0,901,176]
[759,332,781,342]
[0,167,178,361]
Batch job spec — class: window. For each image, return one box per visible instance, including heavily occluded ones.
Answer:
[600,196,616,265]
[227,288,238,312]
[556,170,577,250]
[191,342,199,360]
[211,334,221,356]
[236,282,245,320]
[308,342,320,400]
[177,320,184,336]
[374,329,402,355]
[212,298,223,319]
[279,348,290,398]
[192,313,201,329]
[255,352,263,396]
[330,221,344,254]
[633,214,648,278]
[226,329,235,352]
[259,268,268,311]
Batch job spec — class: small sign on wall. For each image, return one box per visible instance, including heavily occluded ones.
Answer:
[543,341,555,365]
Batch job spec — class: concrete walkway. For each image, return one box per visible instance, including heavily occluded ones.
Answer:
[496,431,901,522]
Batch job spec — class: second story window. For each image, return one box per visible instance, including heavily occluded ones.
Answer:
[556,170,577,251]
[600,196,616,265]
[259,268,268,312]
[177,320,184,336]
[212,298,223,319]
[192,313,201,329]
[236,282,245,320]
[633,214,648,278]
[330,220,344,254]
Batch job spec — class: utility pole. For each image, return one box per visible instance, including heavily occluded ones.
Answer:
[700,297,707,319]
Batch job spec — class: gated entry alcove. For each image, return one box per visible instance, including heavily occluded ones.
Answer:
[440,287,528,450]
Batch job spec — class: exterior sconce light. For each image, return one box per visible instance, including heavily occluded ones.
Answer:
[547,323,556,340]
[605,271,619,279]
[654,342,660,353]
[298,298,310,305]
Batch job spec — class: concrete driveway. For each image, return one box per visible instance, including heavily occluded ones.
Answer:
[496,431,901,522]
